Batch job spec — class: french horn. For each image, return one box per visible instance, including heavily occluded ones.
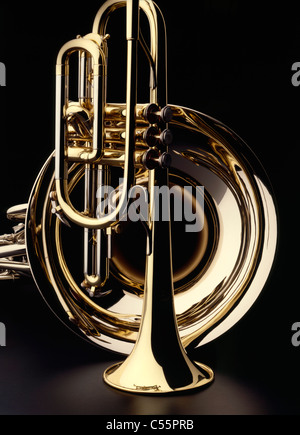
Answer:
[0,0,278,394]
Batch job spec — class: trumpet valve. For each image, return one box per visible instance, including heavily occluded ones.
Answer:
[143,126,173,149]
[142,148,172,170]
[143,103,173,124]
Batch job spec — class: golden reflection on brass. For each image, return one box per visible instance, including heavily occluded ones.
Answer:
[0,0,278,394]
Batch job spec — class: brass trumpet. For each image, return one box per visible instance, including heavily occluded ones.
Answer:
[0,0,278,394]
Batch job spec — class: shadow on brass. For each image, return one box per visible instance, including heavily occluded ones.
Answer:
[0,0,277,394]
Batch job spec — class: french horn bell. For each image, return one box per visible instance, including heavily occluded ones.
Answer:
[0,0,278,394]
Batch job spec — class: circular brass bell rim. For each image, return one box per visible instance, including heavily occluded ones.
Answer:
[103,360,214,394]
[25,106,278,355]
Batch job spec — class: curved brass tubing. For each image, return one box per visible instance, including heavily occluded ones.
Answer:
[0,0,278,395]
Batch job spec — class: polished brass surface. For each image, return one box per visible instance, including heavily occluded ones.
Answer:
[0,0,278,394]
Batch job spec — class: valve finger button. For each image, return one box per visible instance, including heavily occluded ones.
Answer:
[142,149,172,170]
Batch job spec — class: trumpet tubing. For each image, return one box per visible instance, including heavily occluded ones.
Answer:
[0,0,278,395]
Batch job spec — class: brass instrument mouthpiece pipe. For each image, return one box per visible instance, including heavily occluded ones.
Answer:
[55,37,105,181]
[54,1,142,230]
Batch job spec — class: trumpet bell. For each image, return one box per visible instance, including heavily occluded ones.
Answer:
[0,0,278,395]
[25,105,278,355]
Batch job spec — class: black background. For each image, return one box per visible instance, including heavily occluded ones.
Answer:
[0,0,299,416]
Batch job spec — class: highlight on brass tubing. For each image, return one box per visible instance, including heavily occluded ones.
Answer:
[0,0,278,394]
